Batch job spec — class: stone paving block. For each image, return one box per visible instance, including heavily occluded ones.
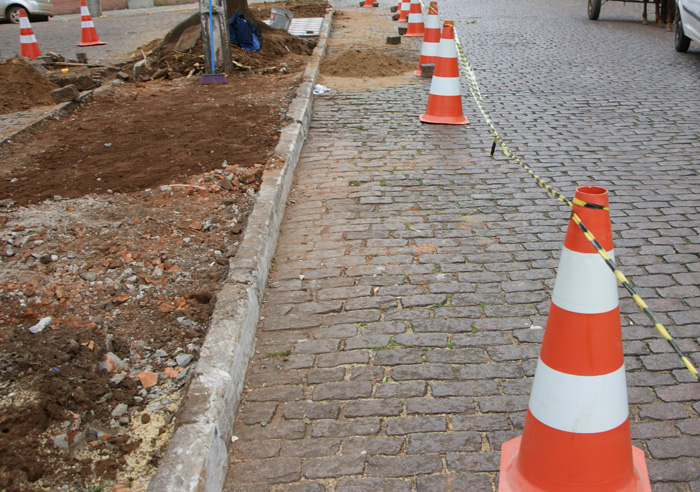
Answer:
[366,455,443,478]
[342,437,404,456]
[416,472,493,492]
[229,458,302,484]
[335,478,411,492]
[406,397,476,415]
[656,384,700,403]
[247,386,305,402]
[386,416,447,435]
[279,483,326,492]
[302,455,366,479]
[346,399,403,417]
[295,339,341,355]
[647,458,700,482]
[311,418,381,438]
[317,351,370,367]
[239,402,277,425]
[238,422,307,441]
[284,401,341,420]
[279,439,342,458]
[392,364,456,381]
[307,368,346,384]
[647,438,700,459]
[459,363,524,380]
[407,431,481,454]
[373,348,423,366]
[313,381,373,401]
[232,440,281,459]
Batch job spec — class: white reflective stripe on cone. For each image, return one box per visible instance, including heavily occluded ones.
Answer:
[428,76,461,97]
[21,35,37,43]
[551,247,618,314]
[529,358,629,434]
[425,17,439,29]
[436,38,456,58]
[82,21,95,28]
[421,41,439,56]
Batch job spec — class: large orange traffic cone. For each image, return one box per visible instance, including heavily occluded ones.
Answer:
[397,0,410,22]
[404,0,425,36]
[19,9,42,59]
[77,0,105,47]
[419,21,469,125]
[499,186,651,492]
[414,1,439,75]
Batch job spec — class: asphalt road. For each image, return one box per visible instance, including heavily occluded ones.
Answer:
[0,3,198,64]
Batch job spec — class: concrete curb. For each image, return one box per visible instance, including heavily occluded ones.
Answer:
[146,10,333,492]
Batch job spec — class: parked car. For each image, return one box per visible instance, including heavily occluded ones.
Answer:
[676,0,700,51]
[1,0,54,23]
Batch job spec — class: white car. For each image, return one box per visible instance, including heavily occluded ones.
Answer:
[676,0,700,52]
[1,0,54,23]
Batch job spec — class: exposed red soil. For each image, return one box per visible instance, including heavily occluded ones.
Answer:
[0,1,327,490]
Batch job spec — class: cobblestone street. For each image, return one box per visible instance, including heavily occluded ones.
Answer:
[224,0,700,490]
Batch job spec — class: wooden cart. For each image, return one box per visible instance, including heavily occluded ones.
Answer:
[587,0,673,26]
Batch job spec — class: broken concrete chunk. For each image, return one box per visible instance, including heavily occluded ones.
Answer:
[29,317,52,334]
[175,353,194,368]
[50,85,80,104]
[111,403,128,418]
[133,59,154,82]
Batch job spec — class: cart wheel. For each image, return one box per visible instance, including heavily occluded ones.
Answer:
[675,18,691,52]
[588,0,601,20]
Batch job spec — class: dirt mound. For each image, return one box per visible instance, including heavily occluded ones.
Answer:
[0,77,285,206]
[0,58,58,115]
[320,48,415,78]
[157,30,314,75]
[150,1,325,78]
[250,0,329,20]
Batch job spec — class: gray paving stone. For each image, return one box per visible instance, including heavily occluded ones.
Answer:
[223,0,700,489]
[416,472,493,492]
[335,478,411,492]
[365,455,443,478]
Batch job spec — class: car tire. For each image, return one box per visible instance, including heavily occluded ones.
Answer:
[588,0,601,20]
[6,5,25,24]
[675,18,691,52]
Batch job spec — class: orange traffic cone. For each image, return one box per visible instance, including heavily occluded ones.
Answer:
[361,0,377,7]
[419,21,469,125]
[397,0,410,22]
[77,0,105,47]
[415,1,439,75]
[19,9,42,59]
[404,0,425,36]
[499,186,651,492]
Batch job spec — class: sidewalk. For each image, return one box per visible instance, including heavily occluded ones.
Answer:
[223,0,700,491]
